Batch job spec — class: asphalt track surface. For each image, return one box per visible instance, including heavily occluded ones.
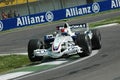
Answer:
[0,11,120,54]
[0,11,120,80]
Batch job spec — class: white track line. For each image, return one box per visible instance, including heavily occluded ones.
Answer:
[0,72,31,80]
[35,61,68,66]
[12,53,27,55]
[0,53,27,56]
[95,23,119,29]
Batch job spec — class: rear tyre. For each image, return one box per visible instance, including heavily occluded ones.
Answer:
[91,29,102,50]
[76,34,92,57]
[28,39,43,62]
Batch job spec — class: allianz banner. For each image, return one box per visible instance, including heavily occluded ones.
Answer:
[0,0,120,31]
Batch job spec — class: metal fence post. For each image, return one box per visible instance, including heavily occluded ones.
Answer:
[26,0,31,15]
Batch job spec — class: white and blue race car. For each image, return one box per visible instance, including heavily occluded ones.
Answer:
[28,22,101,62]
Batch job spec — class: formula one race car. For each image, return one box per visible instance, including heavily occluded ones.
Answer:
[28,22,101,62]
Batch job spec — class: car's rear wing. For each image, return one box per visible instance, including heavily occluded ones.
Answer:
[70,23,89,29]
[56,23,89,31]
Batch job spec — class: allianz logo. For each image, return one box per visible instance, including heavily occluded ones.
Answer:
[66,2,100,17]
[17,11,54,26]
[111,0,120,8]
[17,15,45,26]
[66,7,91,17]
[0,21,3,31]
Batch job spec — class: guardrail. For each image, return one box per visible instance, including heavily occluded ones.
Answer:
[0,0,119,31]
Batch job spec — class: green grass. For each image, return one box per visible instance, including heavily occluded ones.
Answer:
[89,16,120,28]
[0,55,30,74]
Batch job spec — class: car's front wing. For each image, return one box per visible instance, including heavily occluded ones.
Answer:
[33,46,83,58]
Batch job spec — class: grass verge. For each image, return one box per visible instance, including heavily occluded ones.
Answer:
[0,55,30,74]
[90,16,120,27]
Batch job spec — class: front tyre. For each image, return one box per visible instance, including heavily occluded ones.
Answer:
[76,34,92,57]
[28,39,43,62]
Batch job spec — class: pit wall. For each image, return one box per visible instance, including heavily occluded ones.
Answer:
[0,0,119,31]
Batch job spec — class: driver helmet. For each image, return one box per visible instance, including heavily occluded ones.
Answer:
[61,28,67,33]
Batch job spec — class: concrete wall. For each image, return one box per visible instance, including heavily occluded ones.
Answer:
[29,0,86,14]
[94,0,106,2]
[60,0,86,8]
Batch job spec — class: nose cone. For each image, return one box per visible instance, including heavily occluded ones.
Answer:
[52,36,64,53]
[52,44,61,52]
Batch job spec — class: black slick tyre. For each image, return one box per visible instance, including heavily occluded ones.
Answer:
[76,34,92,57]
[91,29,102,50]
[28,39,43,62]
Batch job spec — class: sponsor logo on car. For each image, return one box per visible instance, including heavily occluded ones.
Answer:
[70,24,87,29]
